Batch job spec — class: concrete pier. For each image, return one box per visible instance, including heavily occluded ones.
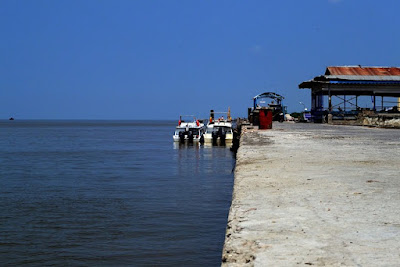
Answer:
[222,123,400,266]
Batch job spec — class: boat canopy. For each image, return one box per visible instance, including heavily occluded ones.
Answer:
[253,92,284,109]
[253,92,284,100]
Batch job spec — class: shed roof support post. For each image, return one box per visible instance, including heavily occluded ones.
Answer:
[311,91,316,109]
[311,90,316,122]
[356,96,358,109]
[328,85,332,112]
[373,95,376,111]
[381,96,384,111]
[311,90,324,123]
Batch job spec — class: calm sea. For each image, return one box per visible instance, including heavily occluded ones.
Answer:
[0,120,235,266]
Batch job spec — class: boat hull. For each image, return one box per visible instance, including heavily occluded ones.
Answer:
[203,133,233,144]
[173,135,203,142]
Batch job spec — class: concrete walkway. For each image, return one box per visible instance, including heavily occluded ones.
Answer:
[222,123,400,266]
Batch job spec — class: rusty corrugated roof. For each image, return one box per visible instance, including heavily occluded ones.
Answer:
[326,66,400,76]
[326,75,400,81]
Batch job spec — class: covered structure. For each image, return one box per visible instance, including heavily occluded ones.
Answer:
[299,66,400,122]
[248,92,286,124]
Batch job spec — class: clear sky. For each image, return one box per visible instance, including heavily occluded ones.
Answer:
[1,0,400,120]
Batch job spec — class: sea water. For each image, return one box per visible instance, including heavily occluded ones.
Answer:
[0,120,235,266]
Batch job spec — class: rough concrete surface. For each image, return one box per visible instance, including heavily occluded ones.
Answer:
[222,123,400,266]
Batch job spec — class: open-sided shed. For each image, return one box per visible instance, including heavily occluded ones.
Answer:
[299,66,400,122]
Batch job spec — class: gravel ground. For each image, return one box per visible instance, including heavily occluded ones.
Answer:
[222,122,400,266]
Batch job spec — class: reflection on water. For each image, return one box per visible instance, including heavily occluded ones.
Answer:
[173,141,202,150]
[173,141,234,177]
[202,142,233,148]
[173,141,232,149]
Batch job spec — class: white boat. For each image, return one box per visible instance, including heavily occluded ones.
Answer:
[203,109,234,144]
[173,116,206,142]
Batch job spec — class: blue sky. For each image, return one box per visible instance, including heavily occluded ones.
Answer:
[1,0,400,119]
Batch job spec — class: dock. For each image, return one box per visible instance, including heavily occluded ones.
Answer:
[222,123,400,266]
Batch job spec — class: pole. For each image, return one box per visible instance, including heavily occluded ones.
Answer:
[356,96,358,109]
[373,95,376,111]
[328,86,332,112]
[344,94,346,112]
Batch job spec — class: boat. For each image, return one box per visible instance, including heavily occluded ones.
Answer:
[203,109,234,145]
[173,116,206,143]
[248,92,287,124]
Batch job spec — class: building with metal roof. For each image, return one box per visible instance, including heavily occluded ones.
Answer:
[299,66,400,122]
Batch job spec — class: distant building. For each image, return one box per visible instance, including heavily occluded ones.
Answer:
[299,66,400,122]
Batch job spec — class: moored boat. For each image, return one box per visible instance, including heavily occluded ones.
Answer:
[203,109,233,145]
[173,116,205,143]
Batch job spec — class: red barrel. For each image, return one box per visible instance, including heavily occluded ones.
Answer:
[259,109,273,129]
